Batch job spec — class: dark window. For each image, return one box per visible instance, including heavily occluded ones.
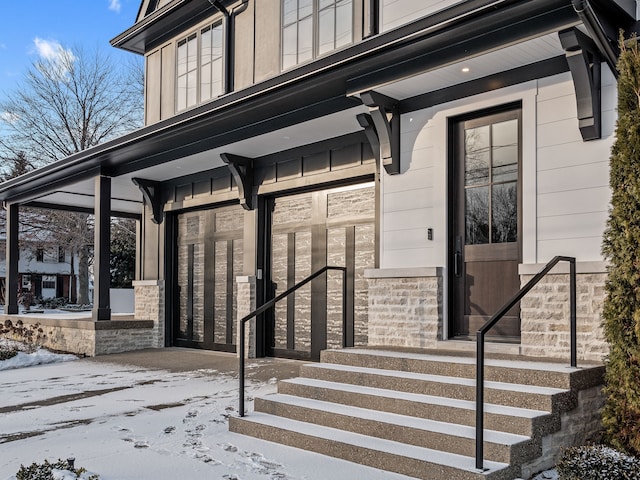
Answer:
[36,248,44,262]
[42,280,56,289]
[58,246,65,263]
[464,117,519,245]
[176,22,224,111]
[282,0,353,70]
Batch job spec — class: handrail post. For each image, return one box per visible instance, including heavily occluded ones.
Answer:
[570,258,577,368]
[475,330,485,471]
[474,255,577,471]
[239,317,245,417]
[342,267,348,348]
[237,266,348,418]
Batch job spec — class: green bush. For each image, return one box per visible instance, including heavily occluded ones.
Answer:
[16,458,99,480]
[557,445,640,480]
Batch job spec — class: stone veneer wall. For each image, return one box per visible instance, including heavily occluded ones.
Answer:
[133,279,166,348]
[236,275,257,358]
[521,386,605,478]
[0,314,155,357]
[519,262,608,362]
[364,268,443,348]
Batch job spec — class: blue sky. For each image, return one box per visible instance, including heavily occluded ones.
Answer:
[0,0,142,101]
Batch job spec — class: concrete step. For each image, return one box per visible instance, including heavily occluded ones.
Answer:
[229,413,520,480]
[320,348,604,390]
[254,393,538,464]
[277,377,558,437]
[300,362,574,412]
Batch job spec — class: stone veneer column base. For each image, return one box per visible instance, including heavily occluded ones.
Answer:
[133,280,165,348]
[236,276,257,358]
[364,268,443,348]
[0,314,155,356]
[519,262,608,363]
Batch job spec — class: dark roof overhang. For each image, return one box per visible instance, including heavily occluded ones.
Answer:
[110,0,234,54]
[1,0,634,206]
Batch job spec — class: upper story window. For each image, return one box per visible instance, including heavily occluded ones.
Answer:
[176,22,224,112]
[282,0,353,70]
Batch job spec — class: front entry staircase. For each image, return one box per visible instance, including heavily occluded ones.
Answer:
[230,348,604,480]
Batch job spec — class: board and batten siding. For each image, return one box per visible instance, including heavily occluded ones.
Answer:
[381,0,460,32]
[380,69,616,270]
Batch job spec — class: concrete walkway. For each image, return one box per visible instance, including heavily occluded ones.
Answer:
[86,347,304,382]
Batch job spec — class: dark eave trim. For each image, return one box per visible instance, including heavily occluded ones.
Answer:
[111,0,233,54]
[1,0,588,206]
[25,201,141,220]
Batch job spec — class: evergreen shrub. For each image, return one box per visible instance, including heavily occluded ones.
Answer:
[602,34,640,456]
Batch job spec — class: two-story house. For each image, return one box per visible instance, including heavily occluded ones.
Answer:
[0,233,78,305]
[0,1,637,477]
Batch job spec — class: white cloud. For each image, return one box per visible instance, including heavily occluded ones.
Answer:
[108,0,122,13]
[33,38,65,62]
[0,111,19,124]
[32,38,76,80]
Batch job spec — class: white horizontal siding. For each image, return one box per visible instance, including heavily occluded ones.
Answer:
[535,68,615,263]
[380,67,615,270]
[383,245,434,268]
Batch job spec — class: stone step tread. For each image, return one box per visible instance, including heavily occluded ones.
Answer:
[303,363,568,395]
[261,393,531,445]
[326,348,588,373]
[281,377,549,419]
[234,413,510,476]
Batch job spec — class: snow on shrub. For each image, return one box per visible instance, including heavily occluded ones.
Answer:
[16,458,99,480]
[557,445,640,480]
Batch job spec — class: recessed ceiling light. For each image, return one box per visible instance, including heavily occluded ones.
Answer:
[461,67,470,73]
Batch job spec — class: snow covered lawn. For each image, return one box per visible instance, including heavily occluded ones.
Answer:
[0,350,413,480]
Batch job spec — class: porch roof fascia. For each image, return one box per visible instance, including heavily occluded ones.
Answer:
[0,0,630,207]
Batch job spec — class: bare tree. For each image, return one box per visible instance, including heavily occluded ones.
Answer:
[0,45,142,164]
[0,45,143,304]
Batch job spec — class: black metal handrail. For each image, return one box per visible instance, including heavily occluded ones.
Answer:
[475,255,576,471]
[238,265,348,417]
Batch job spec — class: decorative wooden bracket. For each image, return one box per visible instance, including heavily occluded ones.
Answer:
[221,153,254,210]
[559,28,602,141]
[132,177,164,224]
[356,113,380,164]
[360,90,401,175]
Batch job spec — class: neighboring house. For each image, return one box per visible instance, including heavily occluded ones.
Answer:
[0,0,635,360]
[0,234,78,305]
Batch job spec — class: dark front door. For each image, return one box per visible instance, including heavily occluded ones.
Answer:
[451,107,522,339]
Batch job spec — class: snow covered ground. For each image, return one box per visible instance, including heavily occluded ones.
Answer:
[0,346,563,480]
[0,349,416,480]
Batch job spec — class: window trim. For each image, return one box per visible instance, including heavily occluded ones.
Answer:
[175,20,225,113]
[281,0,355,72]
